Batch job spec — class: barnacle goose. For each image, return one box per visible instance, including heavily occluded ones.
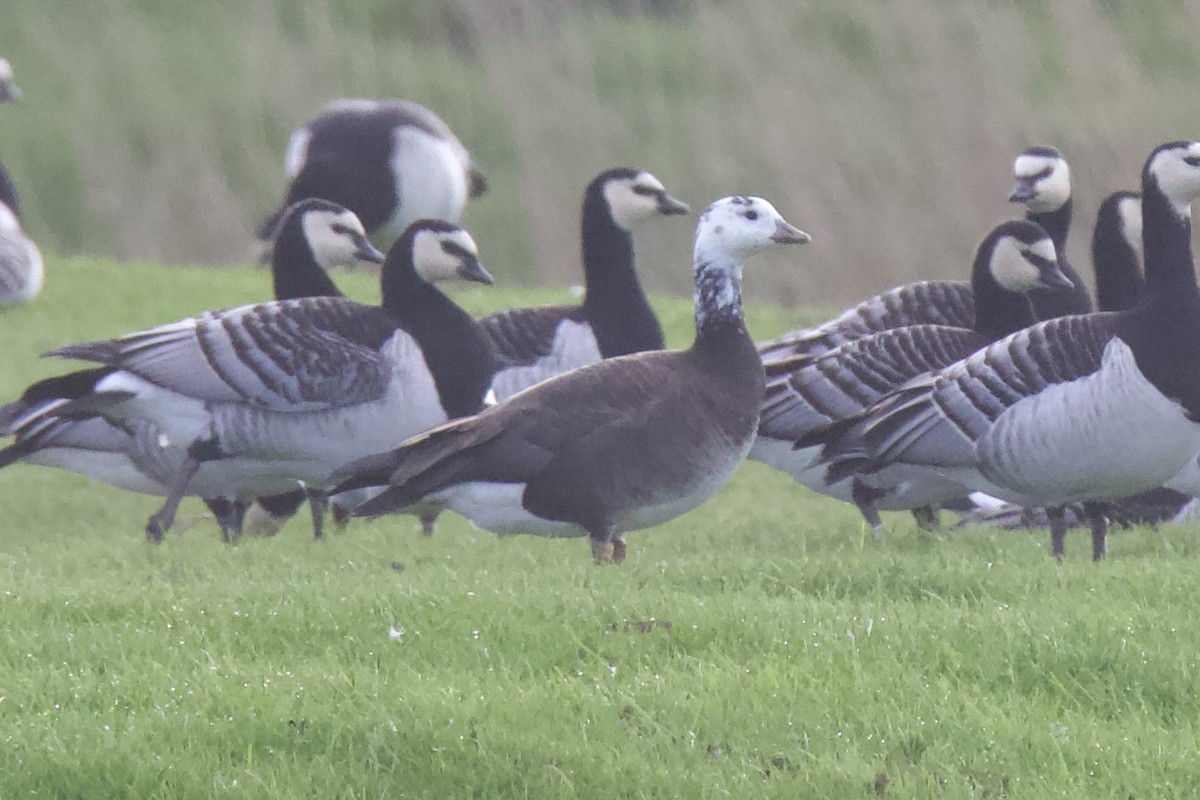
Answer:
[479,167,688,401]
[257,99,487,250]
[332,196,810,564]
[0,200,385,539]
[822,141,1200,561]
[3,217,495,541]
[1007,145,1094,317]
[752,220,1070,529]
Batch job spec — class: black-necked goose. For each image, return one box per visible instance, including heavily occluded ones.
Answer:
[753,220,1070,529]
[1091,190,1144,313]
[1008,145,1093,317]
[0,200,385,539]
[827,141,1200,560]
[0,163,42,306]
[3,217,494,540]
[480,167,688,401]
[332,196,810,564]
[257,99,486,250]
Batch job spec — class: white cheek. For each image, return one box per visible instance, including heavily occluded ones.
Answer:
[991,239,1042,292]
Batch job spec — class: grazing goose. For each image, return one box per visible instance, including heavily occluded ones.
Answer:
[0,58,19,102]
[331,196,810,564]
[480,167,688,401]
[1007,145,1093,317]
[257,99,487,251]
[0,200,384,539]
[752,220,1071,529]
[0,164,42,306]
[3,218,494,541]
[821,141,1200,561]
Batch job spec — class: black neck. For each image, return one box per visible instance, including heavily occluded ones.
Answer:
[1092,206,1143,313]
[692,260,750,347]
[1026,200,1093,316]
[271,230,344,301]
[579,194,664,357]
[971,265,1038,343]
[1141,184,1199,303]
[1027,199,1072,252]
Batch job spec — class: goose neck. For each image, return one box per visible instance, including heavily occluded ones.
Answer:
[271,233,343,301]
[1141,185,1199,301]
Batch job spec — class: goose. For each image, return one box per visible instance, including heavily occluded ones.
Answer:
[1007,145,1093,317]
[330,196,810,564]
[0,163,42,306]
[480,167,689,401]
[0,200,385,538]
[257,99,487,251]
[752,220,1071,529]
[2,217,495,541]
[0,58,19,102]
[818,141,1200,561]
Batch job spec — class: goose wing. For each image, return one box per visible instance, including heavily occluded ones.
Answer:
[48,297,400,411]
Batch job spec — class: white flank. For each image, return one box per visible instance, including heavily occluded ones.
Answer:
[488,319,602,402]
[383,127,470,241]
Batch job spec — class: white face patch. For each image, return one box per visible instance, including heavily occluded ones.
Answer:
[0,200,20,234]
[302,209,369,269]
[1150,142,1200,211]
[605,172,668,230]
[412,228,479,282]
[1013,154,1070,213]
[1116,196,1143,262]
[0,59,12,82]
[990,235,1051,292]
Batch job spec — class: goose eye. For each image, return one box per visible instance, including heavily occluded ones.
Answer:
[1185,155,1200,167]
[743,210,759,221]
[330,223,351,235]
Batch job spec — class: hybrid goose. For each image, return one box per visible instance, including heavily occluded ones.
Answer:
[332,196,810,564]
[257,99,487,251]
[753,220,1070,529]
[479,167,688,401]
[1007,145,1093,317]
[0,200,385,538]
[3,217,495,540]
[820,141,1200,561]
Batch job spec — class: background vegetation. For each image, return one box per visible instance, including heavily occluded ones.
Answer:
[5,1,1200,305]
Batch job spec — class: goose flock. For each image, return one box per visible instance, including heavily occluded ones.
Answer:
[4,52,1200,563]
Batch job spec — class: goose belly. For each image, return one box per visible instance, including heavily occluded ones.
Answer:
[383,129,469,240]
[489,320,602,401]
[977,340,1200,504]
[857,464,972,511]
[616,438,753,532]
[23,448,169,495]
[438,483,584,537]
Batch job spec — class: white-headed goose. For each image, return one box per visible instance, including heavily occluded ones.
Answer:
[824,141,1200,560]
[3,217,495,540]
[0,200,385,539]
[480,167,688,401]
[1008,145,1093,317]
[753,220,1070,529]
[257,99,487,250]
[332,196,810,564]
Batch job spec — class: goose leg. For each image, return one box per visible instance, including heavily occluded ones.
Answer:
[611,533,627,564]
[911,505,940,531]
[419,510,439,536]
[588,526,615,565]
[146,456,203,542]
[1047,506,1068,561]
[331,501,352,530]
[850,478,884,536]
[205,497,247,544]
[305,488,329,540]
[1083,502,1108,562]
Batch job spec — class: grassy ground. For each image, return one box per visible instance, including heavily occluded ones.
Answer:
[3,258,1200,798]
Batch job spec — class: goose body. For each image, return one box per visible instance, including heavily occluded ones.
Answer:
[480,168,688,401]
[258,99,486,249]
[752,220,1069,526]
[333,196,810,563]
[3,217,494,539]
[827,142,1200,559]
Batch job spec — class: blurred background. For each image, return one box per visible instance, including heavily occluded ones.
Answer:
[4,0,1200,307]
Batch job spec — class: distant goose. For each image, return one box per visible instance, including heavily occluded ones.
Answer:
[0,58,19,102]
[1008,145,1093,317]
[0,200,385,539]
[257,99,487,251]
[480,167,688,401]
[332,196,810,564]
[822,141,1200,561]
[0,163,42,306]
[3,217,494,540]
[753,220,1070,528]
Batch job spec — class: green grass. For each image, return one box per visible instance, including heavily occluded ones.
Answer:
[4,257,1200,797]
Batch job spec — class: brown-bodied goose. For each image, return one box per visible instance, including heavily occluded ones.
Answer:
[332,196,810,564]
[753,220,1070,529]
[2,217,495,540]
[257,99,487,251]
[479,167,688,401]
[820,141,1200,561]
[1007,145,1093,317]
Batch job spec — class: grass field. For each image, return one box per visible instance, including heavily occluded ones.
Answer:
[4,257,1200,798]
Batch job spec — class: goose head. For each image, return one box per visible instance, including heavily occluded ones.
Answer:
[595,167,690,230]
[0,58,20,103]
[408,219,492,285]
[1009,146,1070,213]
[985,220,1071,293]
[288,199,384,269]
[1146,141,1200,213]
[694,196,810,264]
